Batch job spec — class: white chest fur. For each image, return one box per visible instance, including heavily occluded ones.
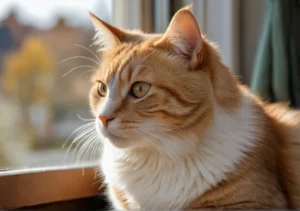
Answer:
[100,95,261,210]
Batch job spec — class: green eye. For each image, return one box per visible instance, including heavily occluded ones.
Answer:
[97,82,107,97]
[131,82,151,98]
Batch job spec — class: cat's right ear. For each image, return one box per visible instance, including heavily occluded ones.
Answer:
[154,7,202,68]
[89,12,122,50]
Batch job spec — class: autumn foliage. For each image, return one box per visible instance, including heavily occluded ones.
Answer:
[2,35,54,103]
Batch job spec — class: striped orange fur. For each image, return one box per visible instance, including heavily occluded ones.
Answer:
[88,7,300,210]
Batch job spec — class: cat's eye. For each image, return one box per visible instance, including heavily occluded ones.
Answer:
[131,82,151,98]
[97,82,107,97]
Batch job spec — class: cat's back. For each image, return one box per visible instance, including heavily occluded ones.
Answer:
[264,103,300,208]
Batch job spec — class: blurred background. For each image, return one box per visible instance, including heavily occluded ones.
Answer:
[0,0,111,168]
[0,0,299,169]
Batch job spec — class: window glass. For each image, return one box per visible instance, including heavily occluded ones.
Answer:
[0,0,112,169]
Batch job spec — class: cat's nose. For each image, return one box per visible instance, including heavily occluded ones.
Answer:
[98,115,115,128]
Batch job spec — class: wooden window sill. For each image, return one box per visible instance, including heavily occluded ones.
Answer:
[0,162,102,210]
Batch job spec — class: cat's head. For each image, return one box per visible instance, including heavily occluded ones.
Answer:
[89,8,240,154]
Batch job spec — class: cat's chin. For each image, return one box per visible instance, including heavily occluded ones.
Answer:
[102,132,137,149]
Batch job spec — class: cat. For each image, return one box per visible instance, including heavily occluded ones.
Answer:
[87,7,300,210]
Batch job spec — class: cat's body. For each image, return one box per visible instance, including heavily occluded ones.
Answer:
[87,8,300,210]
[102,90,288,210]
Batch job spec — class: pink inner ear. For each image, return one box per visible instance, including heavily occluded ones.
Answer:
[155,9,202,62]
[178,15,201,54]
[162,10,202,58]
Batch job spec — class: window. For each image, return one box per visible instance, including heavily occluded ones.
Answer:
[0,0,112,170]
[0,1,112,209]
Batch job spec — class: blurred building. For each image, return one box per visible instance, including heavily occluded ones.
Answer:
[0,8,96,148]
[0,11,28,73]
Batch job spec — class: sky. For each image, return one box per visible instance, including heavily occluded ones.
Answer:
[0,0,112,29]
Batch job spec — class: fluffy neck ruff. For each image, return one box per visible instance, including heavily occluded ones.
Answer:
[100,92,261,210]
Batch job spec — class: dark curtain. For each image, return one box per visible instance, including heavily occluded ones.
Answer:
[251,0,300,108]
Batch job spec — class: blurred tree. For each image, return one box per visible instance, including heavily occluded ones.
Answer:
[2,36,55,147]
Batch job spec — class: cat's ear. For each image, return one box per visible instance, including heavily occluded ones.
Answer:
[89,12,147,51]
[89,12,123,50]
[155,7,202,66]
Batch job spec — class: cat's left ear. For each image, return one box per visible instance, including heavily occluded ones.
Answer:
[89,12,122,50]
[155,7,202,67]
[89,12,146,51]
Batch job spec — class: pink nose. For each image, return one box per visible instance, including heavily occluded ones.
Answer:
[98,116,115,128]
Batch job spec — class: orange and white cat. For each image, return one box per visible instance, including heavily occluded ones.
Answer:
[88,7,300,210]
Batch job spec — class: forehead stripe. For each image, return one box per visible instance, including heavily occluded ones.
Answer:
[115,46,138,81]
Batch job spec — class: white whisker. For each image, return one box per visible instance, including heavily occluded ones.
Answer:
[76,114,95,122]
[77,133,98,162]
[71,128,95,158]
[88,135,100,160]
[72,44,101,62]
[65,126,95,160]
[62,122,94,148]
[60,56,100,66]
[92,141,102,159]
[83,133,98,161]
[63,65,96,77]
[79,69,95,77]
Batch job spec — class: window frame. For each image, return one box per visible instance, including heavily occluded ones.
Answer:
[0,162,101,209]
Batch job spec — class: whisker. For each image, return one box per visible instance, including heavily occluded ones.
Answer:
[63,65,96,77]
[85,135,100,161]
[62,122,94,148]
[92,141,102,159]
[60,56,100,66]
[72,44,101,62]
[88,139,98,161]
[79,69,95,77]
[77,137,92,162]
[82,133,98,161]
[64,134,91,163]
[70,128,96,157]
[76,114,95,122]
[88,133,102,159]
[65,126,95,161]
[77,133,97,162]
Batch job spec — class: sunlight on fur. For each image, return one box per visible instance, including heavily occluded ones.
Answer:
[70,6,300,210]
